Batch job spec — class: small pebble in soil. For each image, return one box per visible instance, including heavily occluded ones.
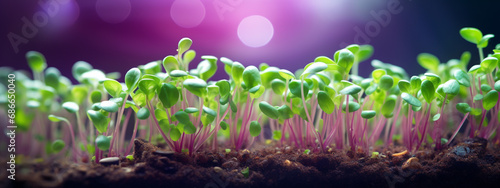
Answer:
[99,157,120,166]
[392,150,408,157]
[222,158,240,169]
[153,150,175,158]
[453,146,471,157]
[402,157,420,170]
[284,159,292,166]
[214,166,223,173]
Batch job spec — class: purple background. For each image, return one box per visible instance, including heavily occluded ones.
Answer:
[1,0,500,82]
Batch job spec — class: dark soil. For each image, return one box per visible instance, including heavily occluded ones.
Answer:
[4,137,500,188]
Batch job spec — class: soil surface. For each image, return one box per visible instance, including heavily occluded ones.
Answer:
[4,137,500,188]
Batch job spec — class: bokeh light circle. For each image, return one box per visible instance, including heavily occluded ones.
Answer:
[170,0,206,28]
[237,15,274,48]
[96,0,131,24]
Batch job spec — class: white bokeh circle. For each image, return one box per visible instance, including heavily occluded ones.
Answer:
[170,0,206,28]
[96,0,131,24]
[237,15,274,48]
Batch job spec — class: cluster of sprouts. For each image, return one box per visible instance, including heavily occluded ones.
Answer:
[0,27,499,163]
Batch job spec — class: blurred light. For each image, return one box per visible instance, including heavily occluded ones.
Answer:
[237,15,274,48]
[170,0,205,28]
[50,0,80,28]
[96,0,131,24]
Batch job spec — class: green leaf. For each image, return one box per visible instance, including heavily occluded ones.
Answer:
[100,101,119,113]
[26,51,47,73]
[259,101,280,119]
[71,86,89,105]
[289,80,309,98]
[48,114,68,123]
[483,90,498,110]
[260,67,282,88]
[185,107,199,114]
[314,56,335,64]
[81,69,106,86]
[197,56,218,81]
[249,121,261,137]
[175,111,191,124]
[372,69,386,83]
[45,67,60,90]
[442,80,460,96]
[453,70,470,87]
[231,62,245,84]
[460,27,483,44]
[474,94,484,101]
[456,103,471,114]
[410,76,422,94]
[302,62,327,78]
[138,78,158,97]
[170,127,181,141]
[178,37,192,56]
[480,57,498,73]
[336,49,355,73]
[401,92,421,107]
[481,84,492,92]
[241,167,250,178]
[90,90,102,104]
[381,96,396,118]
[87,110,110,133]
[271,79,286,95]
[398,80,411,93]
[51,139,65,153]
[216,80,230,97]
[183,122,196,134]
[279,69,295,80]
[460,51,471,68]
[103,80,122,98]
[158,83,179,108]
[317,91,334,114]
[417,53,439,72]
[183,50,196,65]
[272,130,282,140]
[424,73,441,88]
[340,85,362,95]
[346,44,359,54]
[62,102,79,113]
[478,34,494,48]
[183,78,207,97]
[468,65,482,74]
[170,70,188,77]
[72,61,93,81]
[342,101,360,112]
[278,105,293,119]
[421,80,435,104]
[203,106,217,117]
[379,75,394,90]
[432,113,441,121]
[357,44,374,62]
[137,108,150,120]
[229,99,237,113]
[95,135,111,151]
[495,80,500,92]
[207,85,220,98]
[242,66,261,90]
[163,55,179,73]
[220,121,229,130]
[125,68,141,93]
[361,110,376,119]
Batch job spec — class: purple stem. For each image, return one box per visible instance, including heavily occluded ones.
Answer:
[446,112,469,146]
[125,117,139,156]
